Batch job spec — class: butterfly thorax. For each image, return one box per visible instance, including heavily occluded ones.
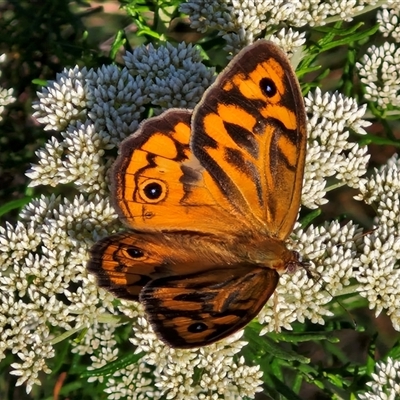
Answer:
[231,234,301,275]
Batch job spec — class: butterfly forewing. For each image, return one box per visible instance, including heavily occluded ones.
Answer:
[192,40,307,239]
[112,109,246,234]
[112,110,192,229]
[141,266,279,348]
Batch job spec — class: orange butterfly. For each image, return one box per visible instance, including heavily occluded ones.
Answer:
[88,40,307,348]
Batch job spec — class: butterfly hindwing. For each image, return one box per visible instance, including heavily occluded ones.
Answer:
[140,265,279,348]
[88,231,166,301]
[88,231,249,303]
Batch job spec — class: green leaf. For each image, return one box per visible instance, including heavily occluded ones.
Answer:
[80,352,145,377]
[0,197,33,217]
[42,381,85,400]
[48,326,88,345]
[51,339,71,376]
[110,30,127,60]
[270,331,340,344]
[270,374,305,400]
[359,134,400,147]
[320,24,380,51]
[387,340,400,360]
[314,22,380,51]
[32,78,49,86]
[244,325,307,361]
[299,209,321,228]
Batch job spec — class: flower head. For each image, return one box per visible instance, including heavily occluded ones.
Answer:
[358,357,400,399]
[0,53,16,121]
[354,154,400,329]
[123,42,215,111]
[180,0,383,50]
[356,42,400,110]
[302,88,370,208]
[378,6,400,42]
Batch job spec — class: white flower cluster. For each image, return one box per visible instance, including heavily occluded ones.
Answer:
[123,42,215,112]
[356,42,400,110]
[0,195,117,392]
[354,154,400,330]
[268,28,307,57]
[0,53,16,122]
[180,0,383,50]
[357,5,400,110]
[33,65,148,138]
[378,5,400,42]
[303,88,371,208]
[26,123,114,193]
[180,0,302,50]
[358,357,400,399]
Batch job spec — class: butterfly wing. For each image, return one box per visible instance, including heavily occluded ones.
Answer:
[88,231,165,300]
[141,265,279,348]
[112,109,245,234]
[191,40,307,239]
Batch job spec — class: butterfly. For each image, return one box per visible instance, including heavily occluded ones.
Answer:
[87,39,307,349]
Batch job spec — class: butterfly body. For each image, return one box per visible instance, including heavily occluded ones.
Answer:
[88,40,307,348]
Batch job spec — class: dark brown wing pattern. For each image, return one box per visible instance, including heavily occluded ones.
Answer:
[140,265,279,348]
